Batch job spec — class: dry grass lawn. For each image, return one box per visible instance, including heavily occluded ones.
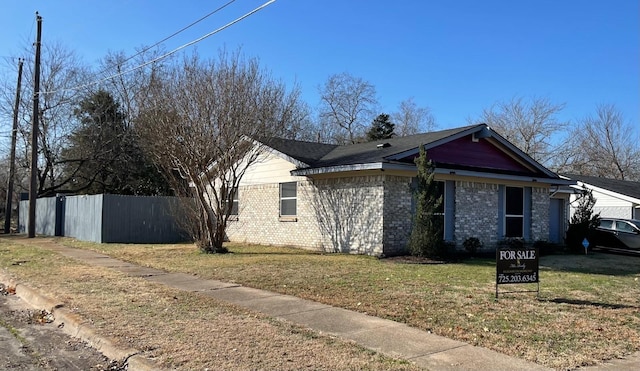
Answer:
[0,237,418,370]
[3,236,640,370]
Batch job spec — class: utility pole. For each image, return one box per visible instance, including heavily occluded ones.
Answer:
[4,58,24,234]
[28,13,42,238]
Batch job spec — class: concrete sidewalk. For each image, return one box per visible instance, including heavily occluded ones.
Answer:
[5,238,554,370]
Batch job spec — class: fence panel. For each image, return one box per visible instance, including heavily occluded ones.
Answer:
[64,194,104,242]
[101,195,189,243]
[18,197,58,236]
[19,194,189,244]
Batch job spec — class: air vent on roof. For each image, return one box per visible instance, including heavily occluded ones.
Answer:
[377,142,391,148]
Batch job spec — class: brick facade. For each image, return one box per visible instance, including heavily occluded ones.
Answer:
[310,176,385,255]
[225,181,322,249]
[455,182,550,249]
[531,187,550,242]
[455,181,500,248]
[226,176,386,255]
[226,175,551,256]
[382,176,414,256]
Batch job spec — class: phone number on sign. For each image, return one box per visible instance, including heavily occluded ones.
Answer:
[497,273,537,283]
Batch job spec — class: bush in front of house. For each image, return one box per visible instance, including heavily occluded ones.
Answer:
[462,237,483,256]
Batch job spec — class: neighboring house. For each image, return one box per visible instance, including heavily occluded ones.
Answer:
[225,124,573,256]
[565,174,640,220]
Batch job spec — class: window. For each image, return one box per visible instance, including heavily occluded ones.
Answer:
[280,182,297,217]
[505,186,524,238]
[598,219,614,230]
[616,221,635,233]
[224,187,238,216]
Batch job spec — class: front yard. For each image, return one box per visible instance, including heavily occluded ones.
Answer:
[4,237,640,370]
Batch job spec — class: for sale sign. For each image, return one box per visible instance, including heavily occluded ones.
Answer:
[496,248,539,284]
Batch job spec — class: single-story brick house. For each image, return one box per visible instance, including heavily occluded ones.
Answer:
[225,124,573,256]
[565,174,640,220]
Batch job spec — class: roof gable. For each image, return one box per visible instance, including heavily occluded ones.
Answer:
[313,124,482,167]
[263,124,560,181]
[399,134,544,176]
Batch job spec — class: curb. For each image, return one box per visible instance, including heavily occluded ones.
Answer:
[0,270,163,371]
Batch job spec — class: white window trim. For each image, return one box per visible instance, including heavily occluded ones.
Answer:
[279,182,298,220]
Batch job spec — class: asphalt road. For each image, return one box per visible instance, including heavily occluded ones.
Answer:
[0,286,123,371]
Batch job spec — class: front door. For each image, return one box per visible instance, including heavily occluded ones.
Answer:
[549,198,564,244]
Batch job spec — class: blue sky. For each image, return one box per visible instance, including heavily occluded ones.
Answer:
[1,0,638,133]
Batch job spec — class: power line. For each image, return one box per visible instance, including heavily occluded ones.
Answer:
[41,0,276,95]
[97,0,236,78]
[3,4,235,77]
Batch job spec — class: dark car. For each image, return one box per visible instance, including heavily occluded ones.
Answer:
[590,218,640,251]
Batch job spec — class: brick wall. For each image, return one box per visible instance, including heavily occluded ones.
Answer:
[455,181,500,248]
[455,182,550,248]
[310,176,385,255]
[227,175,551,255]
[225,181,322,249]
[382,175,413,256]
[226,176,386,255]
[531,187,550,242]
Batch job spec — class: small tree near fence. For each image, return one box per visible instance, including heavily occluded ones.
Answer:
[408,146,445,258]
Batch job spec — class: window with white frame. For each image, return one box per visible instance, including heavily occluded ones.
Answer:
[505,186,524,237]
[279,182,297,216]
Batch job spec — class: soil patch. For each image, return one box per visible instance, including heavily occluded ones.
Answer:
[0,293,124,370]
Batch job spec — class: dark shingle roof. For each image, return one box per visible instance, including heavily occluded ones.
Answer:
[262,124,568,181]
[565,174,640,200]
[267,124,479,168]
[314,125,479,167]
[264,137,338,166]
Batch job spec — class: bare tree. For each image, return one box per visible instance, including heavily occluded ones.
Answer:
[391,97,436,136]
[0,61,30,215]
[136,51,303,253]
[98,48,172,128]
[278,100,317,141]
[472,96,568,166]
[318,72,377,144]
[562,104,640,180]
[4,42,91,196]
